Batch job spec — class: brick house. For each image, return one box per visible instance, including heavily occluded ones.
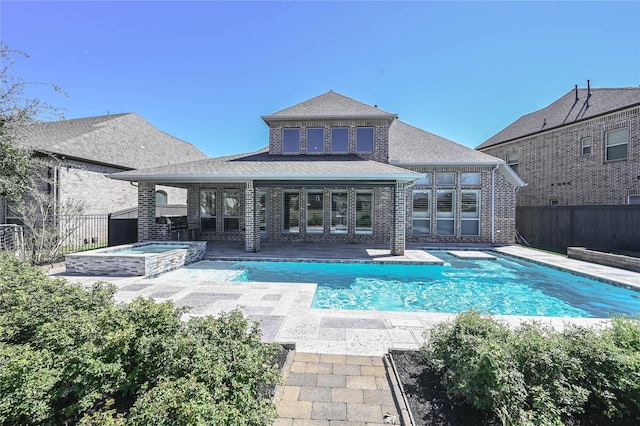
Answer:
[0,113,208,224]
[477,85,640,207]
[110,91,524,255]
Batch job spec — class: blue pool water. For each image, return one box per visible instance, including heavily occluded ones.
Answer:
[112,243,190,254]
[168,251,640,318]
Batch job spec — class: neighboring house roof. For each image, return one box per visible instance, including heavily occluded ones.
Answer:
[388,120,503,165]
[109,149,421,184]
[262,90,397,121]
[18,113,208,169]
[478,87,640,149]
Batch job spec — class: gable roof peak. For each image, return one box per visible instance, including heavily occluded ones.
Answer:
[262,91,397,122]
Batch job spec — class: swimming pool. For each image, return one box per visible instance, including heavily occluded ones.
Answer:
[159,251,640,318]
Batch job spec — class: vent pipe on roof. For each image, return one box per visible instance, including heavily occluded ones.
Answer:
[586,80,591,109]
[574,85,578,102]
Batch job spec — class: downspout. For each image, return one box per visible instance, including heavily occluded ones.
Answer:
[491,164,499,244]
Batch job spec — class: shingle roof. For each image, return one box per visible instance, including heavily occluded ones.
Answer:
[388,120,501,165]
[477,87,640,149]
[109,149,420,183]
[19,113,208,169]
[262,91,396,121]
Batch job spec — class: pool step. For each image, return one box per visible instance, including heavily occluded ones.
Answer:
[447,250,497,260]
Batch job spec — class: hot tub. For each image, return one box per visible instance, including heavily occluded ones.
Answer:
[65,241,207,277]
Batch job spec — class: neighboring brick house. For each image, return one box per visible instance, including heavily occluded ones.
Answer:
[110,91,524,255]
[477,85,640,207]
[0,113,208,224]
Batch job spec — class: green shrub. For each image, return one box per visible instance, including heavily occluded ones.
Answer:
[422,311,640,425]
[0,252,281,425]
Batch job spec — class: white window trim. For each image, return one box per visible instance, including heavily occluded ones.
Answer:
[355,190,373,234]
[460,189,480,236]
[605,127,629,161]
[580,136,592,155]
[436,189,455,236]
[412,189,431,235]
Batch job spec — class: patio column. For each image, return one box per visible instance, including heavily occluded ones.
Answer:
[244,181,260,252]
[138,181,156,242]
[390,181,407,256]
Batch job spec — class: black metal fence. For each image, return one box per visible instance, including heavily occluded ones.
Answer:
[11,214,109,264]
[516,205,640,254]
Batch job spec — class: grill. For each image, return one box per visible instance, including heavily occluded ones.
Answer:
[158,216,190,240]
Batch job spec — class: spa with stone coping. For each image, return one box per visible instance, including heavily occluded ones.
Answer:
[65,241,206,277]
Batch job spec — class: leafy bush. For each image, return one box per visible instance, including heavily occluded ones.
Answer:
[0,252,281,425]
[422,310,640,425]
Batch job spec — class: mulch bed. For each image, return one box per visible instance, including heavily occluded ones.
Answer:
[390,350,494,426]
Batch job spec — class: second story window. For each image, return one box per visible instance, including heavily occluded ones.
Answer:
[356,127,374,153]
[306,128,324,154]
[605,127,629,161]
[331,128,349,154]
[581,136,592,155]
[282,128,300,154]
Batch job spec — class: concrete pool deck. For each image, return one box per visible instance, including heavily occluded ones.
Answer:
[52,242,640,356]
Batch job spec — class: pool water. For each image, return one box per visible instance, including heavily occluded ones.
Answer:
[112,243,190,254]
[162,251,640,318]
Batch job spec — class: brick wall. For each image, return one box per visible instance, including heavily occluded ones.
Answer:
[57,159,187,215]
[479,106,640,206]
[267,119,392,162]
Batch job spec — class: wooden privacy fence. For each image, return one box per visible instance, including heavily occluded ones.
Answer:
[516,205,640,254]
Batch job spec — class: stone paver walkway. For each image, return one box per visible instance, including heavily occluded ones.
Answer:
[273,352,407,426]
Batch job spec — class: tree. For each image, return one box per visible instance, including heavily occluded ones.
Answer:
[0,42,66,202]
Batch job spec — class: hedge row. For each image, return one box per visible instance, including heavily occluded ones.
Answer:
[0,252,281,425]
[422,311,640,425]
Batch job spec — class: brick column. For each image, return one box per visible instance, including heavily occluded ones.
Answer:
[244,181,260,252]
[138,181,156,242]
[390,181,407,256]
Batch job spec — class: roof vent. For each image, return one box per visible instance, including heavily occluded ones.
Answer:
[574,84,579,102]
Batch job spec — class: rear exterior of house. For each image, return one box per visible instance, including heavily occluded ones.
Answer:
[110,92,524,254]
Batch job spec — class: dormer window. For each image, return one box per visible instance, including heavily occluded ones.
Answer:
[356,127,374,153]
[306,128,324,154]
[331,128,349,153]
[282,128,300,154]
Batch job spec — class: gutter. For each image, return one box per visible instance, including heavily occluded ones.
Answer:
[106,173,421,183]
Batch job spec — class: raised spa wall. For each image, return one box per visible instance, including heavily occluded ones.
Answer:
[567,247,640,273]
[65,241,207,277]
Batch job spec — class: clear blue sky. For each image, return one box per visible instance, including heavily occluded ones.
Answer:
[2,1,639,158]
